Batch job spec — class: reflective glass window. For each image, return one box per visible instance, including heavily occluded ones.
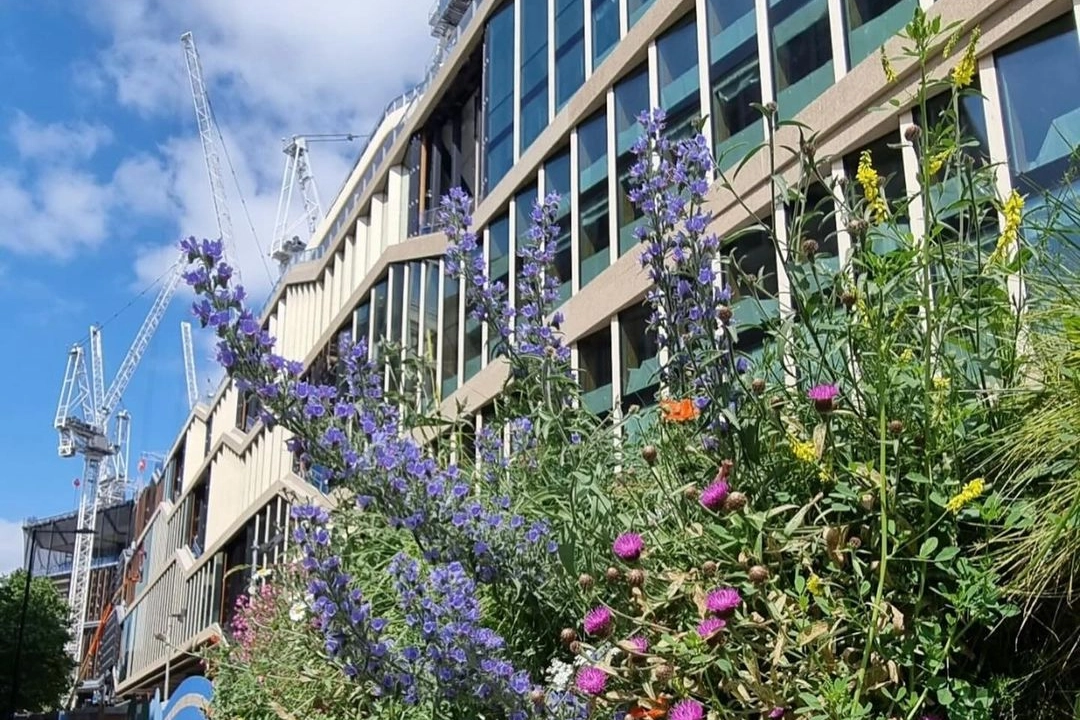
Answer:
[515,185,539,310]
[545,150,574,302]
[770,0,834,119]
[578,325,613,416]
[353,300,370,351]
[389,264,405,344]
[578,111,610,287]
[619,303,660,411]
[484,2,516,193]
[592,0,619,67]
[555,0,586,110]
[614,66,650,256]
[843,131,908,255]
[627,0,655,28]
[521,0,549,151]
[725,226,779,348]
[371,278,388,361]
[441,276,460,397]
[845,0,917,68]
[657,14,701,140]
[488,214,511,359]
[422,260,440,405]
[706,0,763,168]
[406,261,422,353]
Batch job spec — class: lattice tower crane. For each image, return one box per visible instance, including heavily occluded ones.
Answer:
[270,133,361,272]
[55,260,185,687]
[180,321,199,410]
[180,31,242,281]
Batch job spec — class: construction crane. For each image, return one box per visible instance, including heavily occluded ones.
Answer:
[180,31,241,280]
[270,133,361,272]
[55,260,184,692]
[180,321,199,410]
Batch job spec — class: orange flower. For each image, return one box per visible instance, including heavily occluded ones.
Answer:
[628,696,669,718]
[660,398,699,423]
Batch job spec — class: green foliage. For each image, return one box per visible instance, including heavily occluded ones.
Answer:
[0,570,76,714]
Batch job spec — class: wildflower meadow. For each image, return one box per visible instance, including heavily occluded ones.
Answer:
[185,10,1080,720]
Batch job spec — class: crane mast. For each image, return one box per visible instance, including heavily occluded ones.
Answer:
[180,31,240,280]
[181,321,199,410]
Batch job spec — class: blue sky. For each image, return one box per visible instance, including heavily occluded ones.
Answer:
[0,0,432,573]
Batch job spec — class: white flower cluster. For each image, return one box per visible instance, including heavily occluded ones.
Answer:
[543,655,586,692]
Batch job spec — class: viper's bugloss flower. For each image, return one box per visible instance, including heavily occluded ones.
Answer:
[612,532,644,562]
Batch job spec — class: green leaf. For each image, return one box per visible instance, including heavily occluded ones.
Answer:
[919,536,939,559]
[935,546,961,563]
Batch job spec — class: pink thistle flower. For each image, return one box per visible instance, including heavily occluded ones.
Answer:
[706,587,742,616]
[808,383,839,413]
[769,708,786,718]
[669,699,705,720]
[583,605,613,636]
[575,666,607,695]
[627,635,649,654]
[696,617,726,640]
[699,480,730,511]
[613,532,644,562]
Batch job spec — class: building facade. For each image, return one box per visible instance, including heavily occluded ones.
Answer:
[113,0,1080,699]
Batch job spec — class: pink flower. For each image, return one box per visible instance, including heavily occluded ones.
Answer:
[699,480,730,511]
[696,617,726,640]
[575,666,607,695]
[627,635,649,653]
[669,699,705,720]
[808,384,839,413]
[583,605,613,636]
[706,587,742,615]
[769,708,786,718]
[612,532,644,561]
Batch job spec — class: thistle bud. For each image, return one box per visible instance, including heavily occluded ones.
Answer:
[569,640,582,655]
[560,628,577,645]
[530,689,546,705]
[904,123,922,143]
[847,536,863,550]
[683,485,700,501]
[717,305,733,323]
[605,566,621,583]
[724,491,748,512]
[642,445,658,465]
[748,565,770,584]
[653,665,675,683]
[801,238,819,261]
[841,290,858,310]
[888,419,904,435]
[702,560,718,576]
[627,568,646,587]
[847,218,869,239]
[751,378,766,395]
[578,573,594,590]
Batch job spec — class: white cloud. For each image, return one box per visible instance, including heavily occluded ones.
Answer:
[0,518,25,577]
[9,111,114,163]
[0,166,115,258]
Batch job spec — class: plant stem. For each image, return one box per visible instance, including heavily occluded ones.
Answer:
[852,399,890,712]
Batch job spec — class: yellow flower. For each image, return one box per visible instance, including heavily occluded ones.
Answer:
[942,28,962,59]
[880,48,897,83]
[990,190,1024,263]
[946,477,985,514]
[899,348,914,363]
[933,374,950,391]
[791,438,817,464]
[951,27,981,87]
[807,574,823,595]
[928,149,952,176]
[856,150,888,223]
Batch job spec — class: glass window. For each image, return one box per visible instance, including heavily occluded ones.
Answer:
[464,314,483,380]
[770,0,834,119]
[996,14,1080,189]
[406,261,422,353]
[725,227,779,347]
[353,300,370,351]
[706,0,763,169]
[845,0,917,68]
[555,0,586,110]
[915,85,989,164]
[627,0,655,28]
[422,261,440,404]
[788,183,840,312]
[441,276,460,397]
[578,325,613,415]
[484,2,516,194]
[515,184,538,310]
[488,214,511,359]
[371,278,388,361]
[578,111,610,287]
[843,131,908,255]
[619,303,660,410]
[657,14,701,140]
[521,0,549,152]
[389,264,405,344]
[545,150,574,302]
[614,66,651,256]
[592,0,619,67]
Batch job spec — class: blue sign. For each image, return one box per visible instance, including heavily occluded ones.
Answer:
[149,676,213,720]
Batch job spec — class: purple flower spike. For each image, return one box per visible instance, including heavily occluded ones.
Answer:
[705,587,742,616]
[699,480,730,512]
[808,383,839,413]
[613,532,644,562]
[575,666,607,695]
[669,699,705,720]
[583,605,613,637]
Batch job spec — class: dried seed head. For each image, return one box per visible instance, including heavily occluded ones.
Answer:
[560,628,577,645]
[801,238,819,260]
[824,526,842,546]
[847,536,863,550]
[724,491,748,512]
[904,123,922,142]
[578,573,594,590]
[888,419,904,435]
[683,485,700,501]
[717,305,734,323]
[751,378,767,395]
[860,493,876,511]
[627,568,646,587]
[605,566,621,583]
[748,564,770,584]
[642,444,658,465]
[847,218,869,238]
[702,560,718,576]
[569,640,582,655]
[653,664,675,683]
[530,689,546,705]
[841,290,858,310]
